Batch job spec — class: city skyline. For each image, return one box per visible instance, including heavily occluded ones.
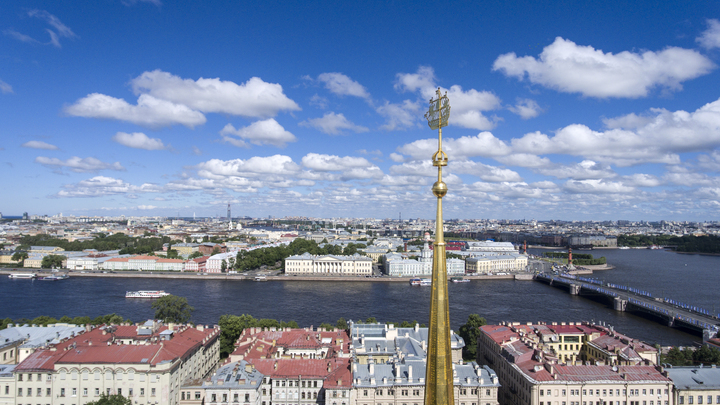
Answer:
[2,1,720,221]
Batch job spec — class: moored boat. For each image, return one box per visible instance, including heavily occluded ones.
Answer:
[254,276,268,282]
[9,273,36,279]
[409,278,422,286]
[451,276,470,283]
[38,274,69,281]
[125,290,170,299]
[419,278,431,286]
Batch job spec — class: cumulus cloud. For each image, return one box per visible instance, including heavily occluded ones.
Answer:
[112,132,168,150]
[622,173,662,187]
[220,119,296,147]
[395,66,502,130]
[697,19,720,49]
[195,155,300,179]
[302,153,373,171]
[376,100,421,131]
[55,176,159,198]
[493,37,714,98]
[398,132,511,160]
[494,153,552,168]
[389,153,405,163]
[130,70,300,118]
[317,73,370,99]
[508,98,542,119]
[65,93,206,128]
[22,140,58,150]
[0,79,13,94]
[35,156,125,173]
[563,179,635,194]
[535,160,616,180]
[299,112,369,135]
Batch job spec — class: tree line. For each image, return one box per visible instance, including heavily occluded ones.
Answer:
[662,345,720,366]
[16,233,182,255]
[619,234,720,254]
[228,238,367,272]
[543,252,607,265]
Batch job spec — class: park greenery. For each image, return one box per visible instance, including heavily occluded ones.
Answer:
[543,252,607,265]
[16,233,182,255]
[1,313,131,330]
[151,295,194,323]
[86,394,131,405]
[458,314,487,360]
[661,345,720,366]
[229,238,366,272]
[41,254,65,269]
[619,234,720,254]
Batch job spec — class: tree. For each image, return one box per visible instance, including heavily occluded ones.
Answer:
[221,260,227,273]
[11,251,28,265]
[185,236,192,243]
[86,393,131,405]
[319,322,333,331]
[336,317,348,330]
[396,246,404,252]
[458,314,487,361]
[188,251,203,259]
[365,316,377,324]
[151,295,194,323]
[166,249,179,259]
[228,257,236,270]
[41,255,65,269]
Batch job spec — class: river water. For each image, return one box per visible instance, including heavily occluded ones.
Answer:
[1,249,717,346]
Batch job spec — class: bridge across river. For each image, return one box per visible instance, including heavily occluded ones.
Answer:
[535,273,719,337]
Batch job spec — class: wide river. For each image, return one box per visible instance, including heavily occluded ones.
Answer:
[1,248,718,346]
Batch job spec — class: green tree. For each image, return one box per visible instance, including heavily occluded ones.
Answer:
[166,249,179,259]
[396,246,404,252]
[319,322,333,331]
[11,251,28,265]
[188,251,203,259]
[336,317,348,330]
[365,316,377,324]
[151,295,194,323]
[185,236,192,243]
[221,260,227,273]
[41,254,65,269]
[458,314,487,361]
[86,393,131,405]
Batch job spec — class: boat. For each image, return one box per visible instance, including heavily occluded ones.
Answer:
[420,278,432,286]
[254,276,268,282]
[125,290,170,299]
[409,278,422,286]
[451,276,470,283]
[38,274,69,281]
[9,273,36,279]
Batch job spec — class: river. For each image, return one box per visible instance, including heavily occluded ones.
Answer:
[1,248,717,347]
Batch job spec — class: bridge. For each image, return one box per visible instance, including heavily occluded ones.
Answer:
[535,272,719,337]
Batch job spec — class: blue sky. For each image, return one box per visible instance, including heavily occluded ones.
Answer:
[2,1,720,221]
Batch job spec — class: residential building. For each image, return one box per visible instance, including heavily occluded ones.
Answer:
[179,360,263,405]
[384,243,464,277]
[198,243,226,255]
[465,241,516,252]
[477,322,671,405]
[171,243,199,257]
[184,256,209,272]
[666,366,720,405]
[359,246,388,262]
[206,252,237,273]
[102,255,185,271]
[0,365,16,405]
[0,324,86,364]
[0,250,18,265]
[284,253,372,276]
[13,321,220,405]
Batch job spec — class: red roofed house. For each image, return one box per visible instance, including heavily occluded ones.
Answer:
[13,321,220,405]
[477,322,670,405]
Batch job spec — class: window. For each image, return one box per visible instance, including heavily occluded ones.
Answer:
[650,390,654,395]
[245,394,250,402]
[690,396,694,404]
[151,388,156,397]
[263,389,267,395]
[83,388,88,397]
[116,389,121,396]
[314,381,318,388]
[95,370,100,380]
[222,394,227,402]
[83,370,88,380]
[402,390,408,396]
[19,387,23,397]
[106,389,111,396]
[486,390,490,396]
[680,397,685,405]
[60,388,65,397]
[46,388,51,396]
[37,388,42,396]
[709,397,713,405]
[212,394,217,402]
[18,374,23,382]
[195,392,201,400]
[47,374,51,382]
[564,390,567,396]
[699,397,703,405]
[364,390,368,397]
[414,390,420,396]
[129,389,133,397]
[95,388,100,396]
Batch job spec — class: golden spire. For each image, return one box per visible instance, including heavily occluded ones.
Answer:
[423,88,453,405]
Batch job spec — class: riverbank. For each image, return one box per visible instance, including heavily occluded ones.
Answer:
[0,268,522,282]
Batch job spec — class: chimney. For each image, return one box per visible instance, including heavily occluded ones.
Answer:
[408,365,413,381]
[327,362,332,372]
[369,360,374,375]
[414,323,419,332]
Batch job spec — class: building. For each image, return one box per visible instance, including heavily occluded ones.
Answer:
[465,241,516,252]
[179,360,263,405]
[102,255,185,271]
[360,246,389,262]
[13,321,220,405]
[0,324,86,364]
[198,243,226,255]
[0,250,18,265]
[284,253,372,276]
[206,252,237,273]
[384,243,464,277]
[666,366,720,405]
[567,235,618,248]
[0,365,16,405]
[465,253,528,274]
[184,256,209,272]
[477,322,670,405]
[170,243,200,257]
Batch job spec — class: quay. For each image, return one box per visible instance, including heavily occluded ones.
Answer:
[535,272,719,336]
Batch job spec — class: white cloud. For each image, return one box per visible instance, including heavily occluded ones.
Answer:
[27,10,77,48]
[697,19,720,49]
[563,179,635,194]
[602,113,655,129]
[450,160,522,182]
[301,153,373,171]
[493,37,715,98]
[65,93,206,128]
[389,153,405,163]
[494,153,552,168]
[196,155,300,179]
[508,98,542,119]
[0,79,13,94]
[309,94,328,109]
[622,173,662,187]
[317,73,370,99]
[697,151,720,172]
[395,66,501,130]
[22,140,58,150]
[398,132,511,160]
[536,160,616,180]
[376,100,420,131]
[299,112,369,135]
[131,70,300,118]
[35,156,125,173]
[112,132,168,150]
[220,119,296,148]
[55,176,159,198]
[4,29,39,44]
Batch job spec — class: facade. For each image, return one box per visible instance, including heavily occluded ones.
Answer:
[206,252,237,273]
[0,365,16,405]
[666,366,720,405]
[13,322,220,405]
[465,253,528,274]
[360,246,388,262]
[284,253,372,276]
[477,322,670,405]
[171,243,199,257]
[0,250,18,265]
[65,256,99,271]
[179,360,263,405]
[465,242,516,252]
[183,256,208,272]
[384,243,464,277]
[198,243,226,255]
[102,255,185,271]
[567,235,618,248]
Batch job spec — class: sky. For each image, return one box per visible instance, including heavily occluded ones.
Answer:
[2,1,720,221]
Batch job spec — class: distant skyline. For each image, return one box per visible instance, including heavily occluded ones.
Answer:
[2,1,720,221]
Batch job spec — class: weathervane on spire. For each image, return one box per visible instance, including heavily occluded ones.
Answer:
[423,87,453,405]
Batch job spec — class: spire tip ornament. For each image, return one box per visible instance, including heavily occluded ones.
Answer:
[423,88,453,405]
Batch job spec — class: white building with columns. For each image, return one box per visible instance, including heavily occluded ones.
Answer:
[284,253,372,276]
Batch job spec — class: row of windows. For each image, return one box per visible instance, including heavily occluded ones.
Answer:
[540,389,668,397]
[679,395,720,404]
[359,388,491,397]
[274,380,319,387]
[541,402,668,405]
[208,393,251,402]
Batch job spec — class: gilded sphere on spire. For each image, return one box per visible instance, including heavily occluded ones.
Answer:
[432,181,447,198]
